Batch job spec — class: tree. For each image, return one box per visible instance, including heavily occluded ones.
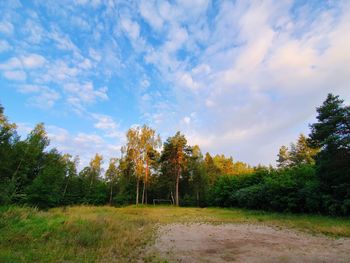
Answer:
[26,149,66,208]
[277,145,290,168]
[61,154,79,205]
[277,135,318,168]
[126,127,144,205]
[89,153,103,186]
[81,154,105,204]
[139,125,161,204]
[12,123,50,203]
[204,152,221,185]
[289,134,318,166]
[232,161,254,175]
[0,104,19,204]
[105,158,120,205]
[126,125,161,205]
[160,132,191,206]
[213,154,234,174]
[309,94,350,214]
[189,145,208,206]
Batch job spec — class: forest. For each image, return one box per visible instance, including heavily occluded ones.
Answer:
[0,93,349,216]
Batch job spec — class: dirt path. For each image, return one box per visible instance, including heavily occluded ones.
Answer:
[153,223,350,263]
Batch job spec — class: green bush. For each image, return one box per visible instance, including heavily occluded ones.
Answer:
[210,165,333,214]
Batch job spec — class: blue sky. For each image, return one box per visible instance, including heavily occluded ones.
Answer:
[0,0,349,169]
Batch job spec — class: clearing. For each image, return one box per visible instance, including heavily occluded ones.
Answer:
[154,223,350,262]
[1,206,350,262]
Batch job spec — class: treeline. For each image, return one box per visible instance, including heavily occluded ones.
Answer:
[0,94,349,215]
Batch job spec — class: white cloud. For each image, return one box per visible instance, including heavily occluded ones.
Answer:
[41,60,79,82]
[78,58,92,70]
[3,0,350,167]
[0,21,14,34]
[17,85,60,109]
[177,72,199,90]
[47,126,122,170]
[121,18,140,40]
[192,64,211,75]
[92,113,124,139]
[182,116,191,125]
[0,40,11,52]
[0,54,46,70]
[28,90,60,109]
[89,48,101,62]
[164,24,188,53]
[18,84,42,93]
[142,1,350,165]
[3,70,26,81]
[0,57,21,70]
[64,82,108,104]
[49,29,80,54]
[21,54,46,68]
[73,0,100,7]
[92,113,116,130]
[141,79,150,89]
[23,19,44,44]
[139,0,163,30]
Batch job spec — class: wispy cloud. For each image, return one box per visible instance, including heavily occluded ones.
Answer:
[1,0,349,166]
[3,70,26,81]
[0,20,14,35]
[0,40,11,52]
[47,126,122,170]
[18,85,60,109]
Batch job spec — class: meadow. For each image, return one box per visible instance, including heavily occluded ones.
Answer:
[1,205,350,263]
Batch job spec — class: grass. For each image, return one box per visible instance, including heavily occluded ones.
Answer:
[1,205,350,262]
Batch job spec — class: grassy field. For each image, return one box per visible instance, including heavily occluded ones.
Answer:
[1,205,350,263]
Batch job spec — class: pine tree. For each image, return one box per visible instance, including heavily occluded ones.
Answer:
[276,145,290,168]
[309,94,350,214]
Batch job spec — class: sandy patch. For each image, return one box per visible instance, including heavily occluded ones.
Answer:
[153,223,350,263]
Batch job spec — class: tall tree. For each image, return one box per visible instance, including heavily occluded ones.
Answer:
[204,152,220,185]
[289,134,319,166]
[13,123,49,202]
[126,127,144,205]
[81,153,104,204]
[276,145,290,168]
[140,125,161,204]
[126,125,161,205]
[189,145,207,206]
[160,132,191,206]
[61,154,79,205]
[0,104,19,204]
[105,158,120,205]
[309,94,350,214]
[213,154,234,174]
[89,153,103,188]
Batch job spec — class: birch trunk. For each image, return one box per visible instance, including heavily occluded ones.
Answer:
[136,178,139,205]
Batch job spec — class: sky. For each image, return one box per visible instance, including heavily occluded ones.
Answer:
[0,0,349,170]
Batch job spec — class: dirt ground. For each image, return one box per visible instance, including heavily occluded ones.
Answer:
[153,223,350,263]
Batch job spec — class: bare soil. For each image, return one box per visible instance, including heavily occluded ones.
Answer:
[153,223,350,263]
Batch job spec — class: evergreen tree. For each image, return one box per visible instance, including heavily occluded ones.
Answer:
[289,134,318,166]
[277,145,290,168]
[309,94,350,215]
[160,132,191,206]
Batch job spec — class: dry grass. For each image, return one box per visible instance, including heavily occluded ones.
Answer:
[1,205,349,262]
